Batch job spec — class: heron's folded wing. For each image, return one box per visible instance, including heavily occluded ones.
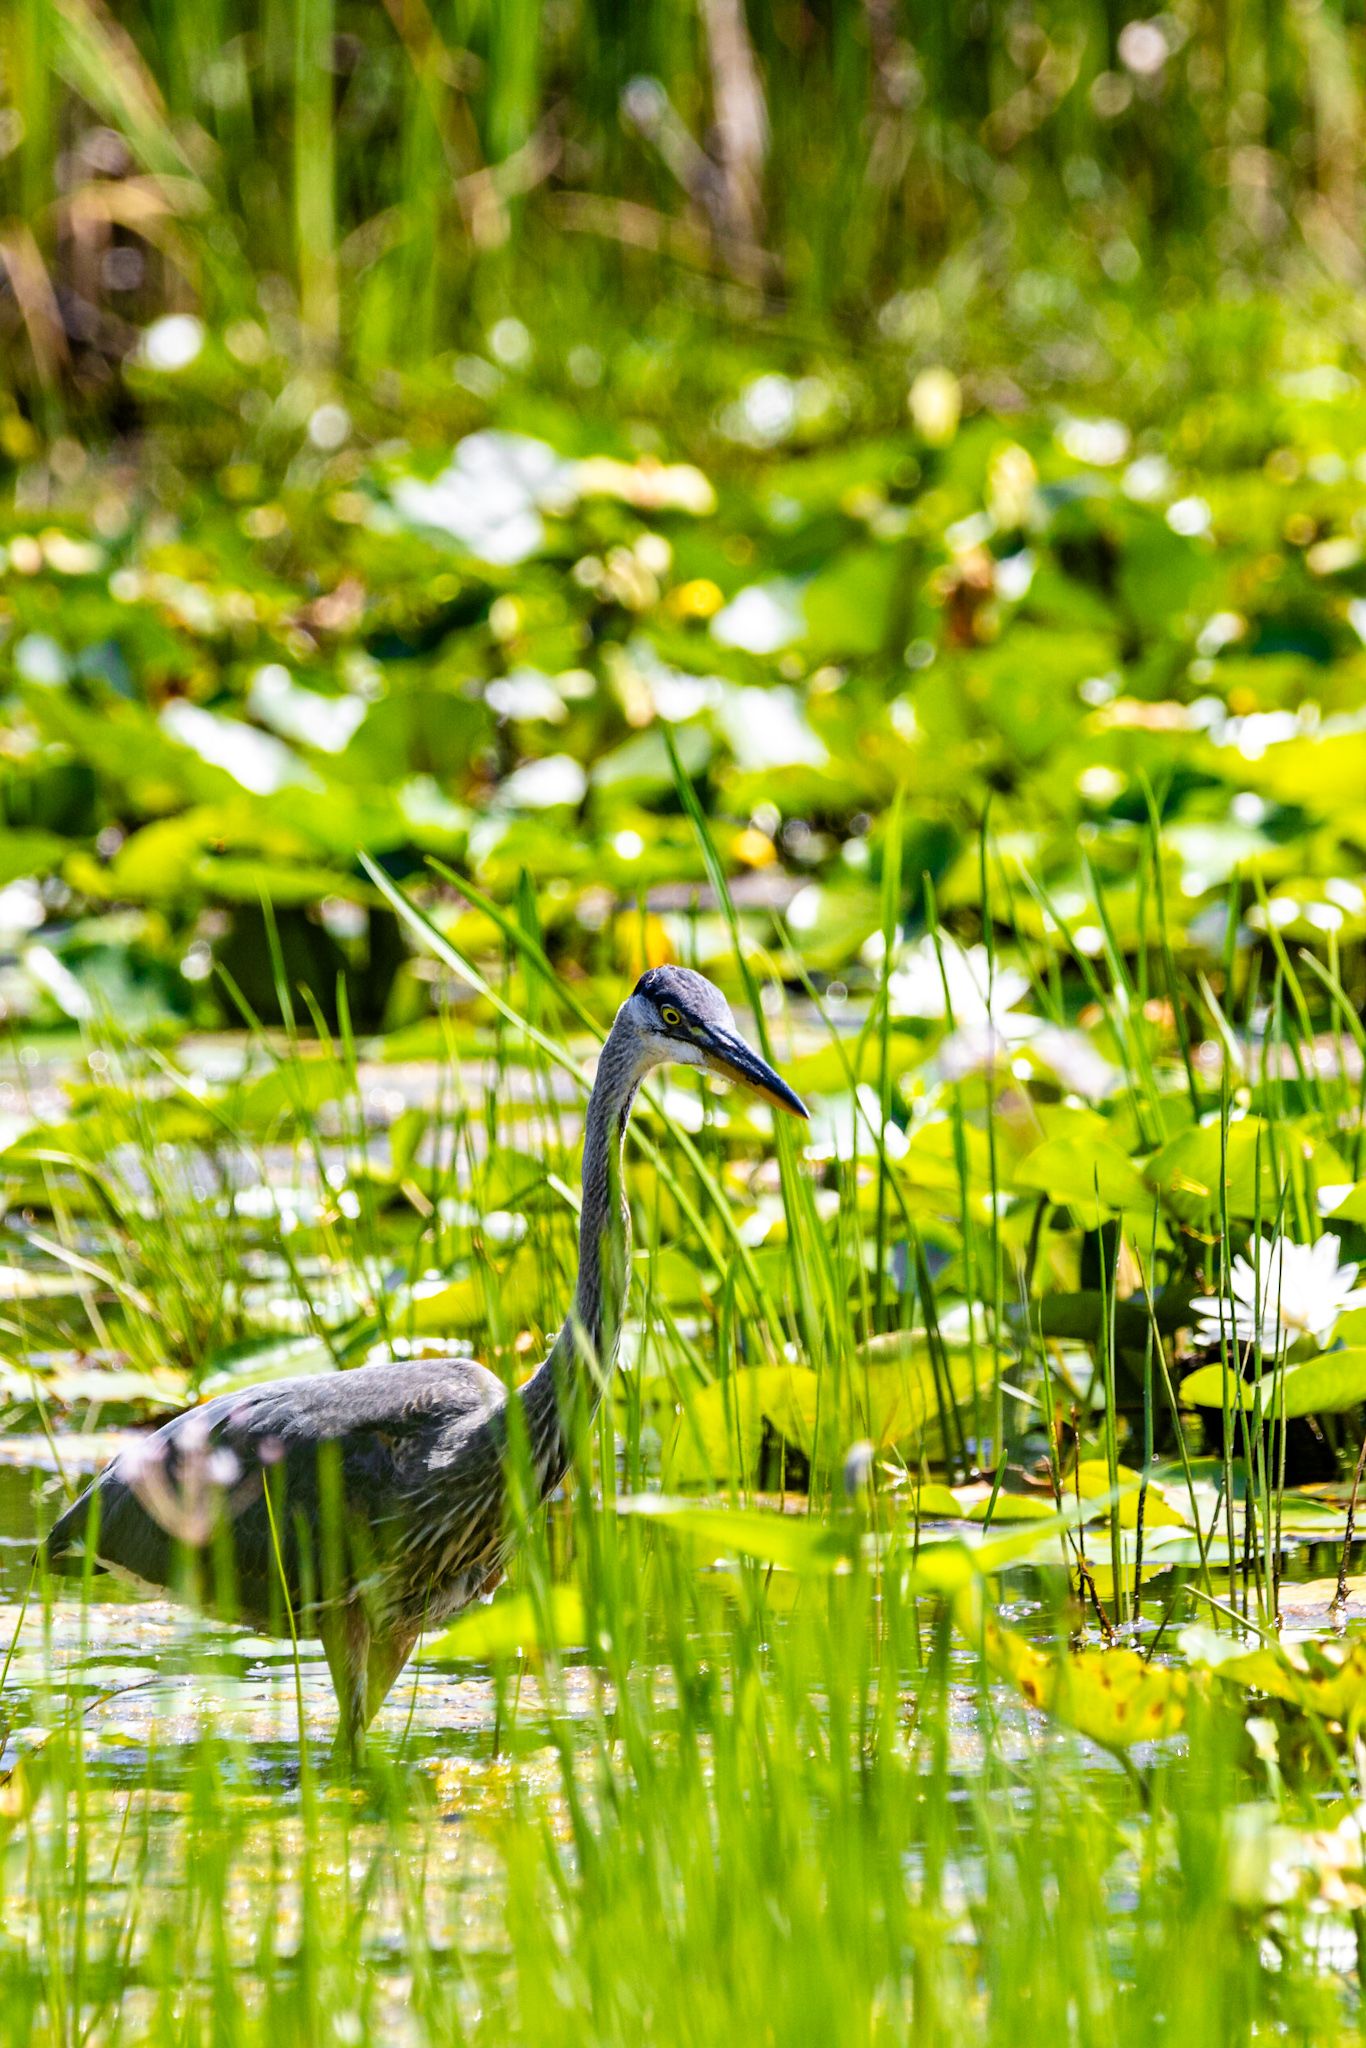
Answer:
[42,1356,509,1619]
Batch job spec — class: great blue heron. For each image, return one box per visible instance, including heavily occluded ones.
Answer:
[43,967,807,1762]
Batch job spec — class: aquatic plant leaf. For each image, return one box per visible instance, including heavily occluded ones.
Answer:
[390,1254,546,1336]
[964,1493,1059,1523]
[662,1366,821,1487]
[1014,1135,1149,1214]
[663,1346,990,1486]
[959,1594,1190,1749]
[1144,1118,1349,1224]
[198,1335,337,1399]
[913,1483,966,1519]
[1072,1458,1188,1528]
[0,831,68,886]
[620,1498,1019,1594]
[1023,1290,1191,1347]
[617,1496,859,1573]
[1223,1804,1366,1914]
[1318,1182,1366,1224]
[0,1731,59,1819]
[1276,1349,1366,1415]
[1181,1625,1366,1728]
[230,1060,351,1127]
[0,1358,181,1411]
[1181,1350,1366,1418]
[844,1348,991,1451]
[1274,1578,1366,1628]
[924,1507,1101,1581]
[425,1585,586,1662]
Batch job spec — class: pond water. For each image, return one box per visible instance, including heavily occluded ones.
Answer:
[5,1413,1366,2043]
[2,1425,1360,1766]
[7,1036,1366,2042]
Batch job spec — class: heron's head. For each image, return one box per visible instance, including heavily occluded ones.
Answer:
[624,966,808,1119]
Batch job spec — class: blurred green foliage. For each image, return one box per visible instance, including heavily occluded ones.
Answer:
[6,0,1366,1042]
[8,332,1366,1033]
[5,0,1366,419]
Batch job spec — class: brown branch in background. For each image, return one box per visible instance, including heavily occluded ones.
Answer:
[59,177,203,309]
[621,76,715,206]
[860,0,919,195]
[546,193,775,291]
[698,0,768,248]
[0,223,70,388]
[617,6,771,292]
[1297,194,1366,289]
[456,128,562,252]
[338,206,409,277]
[51,0,208,181]
[862,0,899,92]
[376,0,510,247]
[1295,1,1363,245]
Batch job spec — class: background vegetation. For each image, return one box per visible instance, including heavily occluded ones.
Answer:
[8,0,1366,416]
[10,3,1366,2045]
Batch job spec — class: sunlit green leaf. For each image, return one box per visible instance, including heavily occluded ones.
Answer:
[1014,1135,1149,1213]
[1182,1349,1366,1419]
[425,1586,586,1662]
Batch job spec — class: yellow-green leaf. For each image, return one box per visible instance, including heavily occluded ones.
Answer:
[959,1593,1189,1749]
[425,1586,585,1662]
[617,1496,856,1573]
[1015,1136,1149,1215]
[1181,1351,1366,1419]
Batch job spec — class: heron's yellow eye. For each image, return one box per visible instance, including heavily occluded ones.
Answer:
[660,1005,682,1027]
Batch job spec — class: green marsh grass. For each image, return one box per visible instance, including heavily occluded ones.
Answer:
[13,4,1366,2033]
[7,845,1366,2040]
[13,0,1366,417]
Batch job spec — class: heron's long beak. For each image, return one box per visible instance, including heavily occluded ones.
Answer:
[701,1031,808,1120]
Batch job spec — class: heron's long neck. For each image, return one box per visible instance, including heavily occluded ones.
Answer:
[520,1023,639,1490]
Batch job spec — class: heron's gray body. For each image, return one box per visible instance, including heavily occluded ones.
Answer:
[43,966,805,1760]
[48,1356,515,1633]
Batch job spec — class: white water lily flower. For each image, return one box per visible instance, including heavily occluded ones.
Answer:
[1190,1234,1366,1355]
[888,937,1031,1032]
[885,934,1116,1100]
